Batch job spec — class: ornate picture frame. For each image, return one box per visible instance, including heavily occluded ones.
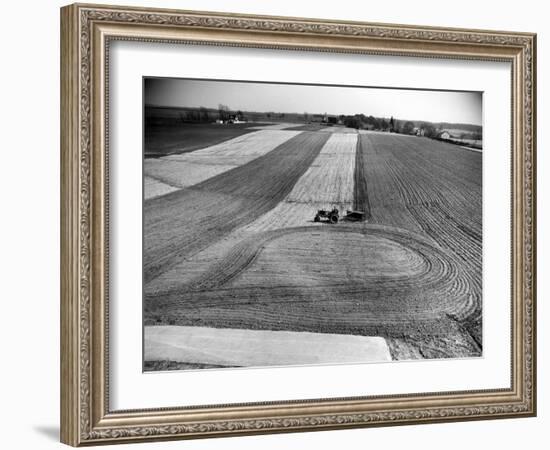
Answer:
[60,3,536,446]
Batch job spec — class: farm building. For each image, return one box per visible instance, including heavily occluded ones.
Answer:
[438,130,460,140]
[216,113,246,124]
[310,113,340,124]
[311,113,328,123]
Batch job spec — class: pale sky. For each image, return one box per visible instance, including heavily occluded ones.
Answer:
[145,78,482,126]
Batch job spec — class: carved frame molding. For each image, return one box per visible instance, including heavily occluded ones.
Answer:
[60,3,536,446]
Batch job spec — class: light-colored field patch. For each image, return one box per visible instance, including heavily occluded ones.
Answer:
[145,325,391,367]
[144,130,300,199]
[240,202,321,232]
[144,131,330,284]
[358,129,392,135]
[146,132,357,286]
[144,176,179,199]
[321,126,358,133]
[247,123,298,130]
[287,133,356,204]
[244,132,357,231]
[144,162,235,200]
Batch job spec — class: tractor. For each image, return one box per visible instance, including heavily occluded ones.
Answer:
[314,207,339,224]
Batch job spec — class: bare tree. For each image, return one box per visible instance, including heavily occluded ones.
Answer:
[200,107,209,122]
[218,104,230,121]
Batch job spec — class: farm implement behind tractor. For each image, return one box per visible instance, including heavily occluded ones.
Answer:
[314,208,365,224]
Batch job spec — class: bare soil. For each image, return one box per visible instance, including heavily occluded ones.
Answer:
[144,130,300,199]
[146,225,480,358]
[145,122,265,157]
[144,129,483,363]
[144,131,330,284]
[287,124,328,131]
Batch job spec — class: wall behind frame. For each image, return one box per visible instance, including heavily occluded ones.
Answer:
[0,0,546,449]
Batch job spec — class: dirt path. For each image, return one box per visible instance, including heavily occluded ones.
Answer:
[247,123,298,130]
[144,131,330,284]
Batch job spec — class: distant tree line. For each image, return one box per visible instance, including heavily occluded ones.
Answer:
[340,114,391,130]
[146,105,317,125]
[340,114,407,133]
[339,113,481,138]
[144,105,482,141]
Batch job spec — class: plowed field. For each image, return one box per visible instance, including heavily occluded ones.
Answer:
[146,225,480,358]
[355,132,482,355]
[144,131,330,284]
[145,128,482,365]
[145,132,358,294]
[144,130,300,199]
[145,121,261,157]
[245,132,357,231]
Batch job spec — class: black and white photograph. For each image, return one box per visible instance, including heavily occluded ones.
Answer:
[143,77,483,372]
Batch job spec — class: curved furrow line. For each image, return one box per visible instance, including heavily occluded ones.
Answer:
[153,225,471,328]
[145,131,483,355]
[184,225,451,292]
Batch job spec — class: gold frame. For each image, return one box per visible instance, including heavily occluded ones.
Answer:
[60,3,537,446]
